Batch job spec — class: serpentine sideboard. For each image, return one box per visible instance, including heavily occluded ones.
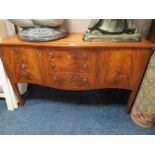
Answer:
[0,33,154,113]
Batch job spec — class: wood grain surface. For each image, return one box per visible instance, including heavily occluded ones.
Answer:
[0,33,154,113]
[0,33,154,48]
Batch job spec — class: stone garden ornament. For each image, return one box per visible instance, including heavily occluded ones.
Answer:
[9,19,66,42]
[83,19,141,42]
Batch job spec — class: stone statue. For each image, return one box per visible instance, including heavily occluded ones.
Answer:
[83,19,141,42]
[8,19,66,42]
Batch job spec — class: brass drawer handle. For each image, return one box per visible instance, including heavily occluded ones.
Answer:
[83,78,88,85]
[116,67,122,74]
[83,53,88,60]
[21,64,26,70]
[51,63,56,69]
[52,76,57,81]
[83,64,88,70]
[48,52,54,58]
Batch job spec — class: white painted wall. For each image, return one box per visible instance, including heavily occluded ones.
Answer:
[64,19,152,37]
[3,19,152,38]
[64,19,91,33]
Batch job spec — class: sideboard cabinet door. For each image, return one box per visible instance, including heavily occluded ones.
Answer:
[98,48,152,90]
[103,49,134,89]
[1,47,42,84]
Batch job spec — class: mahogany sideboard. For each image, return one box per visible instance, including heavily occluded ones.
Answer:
[0,33,154,113]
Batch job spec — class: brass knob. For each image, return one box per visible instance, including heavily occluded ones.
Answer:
[83,78,87,85]
[48,52,54,58]
[116,67,122,74]
[21,64,26,70]
[83,64,88,70]
[52,76,57,81]
[83,53,88,60]
[51,63,56,69]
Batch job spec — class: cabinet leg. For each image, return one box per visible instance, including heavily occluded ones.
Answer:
[125,90,137,114]
[12,83,24,106]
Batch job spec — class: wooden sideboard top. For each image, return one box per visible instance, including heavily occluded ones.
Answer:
[0,33,154,49]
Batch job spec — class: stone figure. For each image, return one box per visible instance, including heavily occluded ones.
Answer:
[83,19,141,42]
[8,19,66,42]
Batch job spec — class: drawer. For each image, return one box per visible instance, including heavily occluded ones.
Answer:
[41,48,98,74]
[68,73,95,89]
[1,47,42,83]
[47,72,96,90]
[49,72,68,87]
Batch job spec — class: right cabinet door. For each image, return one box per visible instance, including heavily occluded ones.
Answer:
[101,48,151,89]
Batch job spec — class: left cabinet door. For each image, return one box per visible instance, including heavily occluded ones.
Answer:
[1,46,42,84]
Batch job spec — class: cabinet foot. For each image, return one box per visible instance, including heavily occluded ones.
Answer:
[125,90,137,114]
[12,83,24,106]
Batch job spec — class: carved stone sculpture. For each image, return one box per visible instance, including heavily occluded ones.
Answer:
[8,19,66,42]
[83,19,141,42]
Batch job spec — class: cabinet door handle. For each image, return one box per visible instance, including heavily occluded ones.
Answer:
[48,52,54,58]
[83,53,88,60]
[21,64,26,70]
[83,64,88,70]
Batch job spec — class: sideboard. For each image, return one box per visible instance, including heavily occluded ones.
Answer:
[0,33,154,113]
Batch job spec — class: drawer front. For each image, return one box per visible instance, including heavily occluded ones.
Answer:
[40,47,99,89]
[47,72,96,90]
[1,47,42,83]
[41,48,98,74]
